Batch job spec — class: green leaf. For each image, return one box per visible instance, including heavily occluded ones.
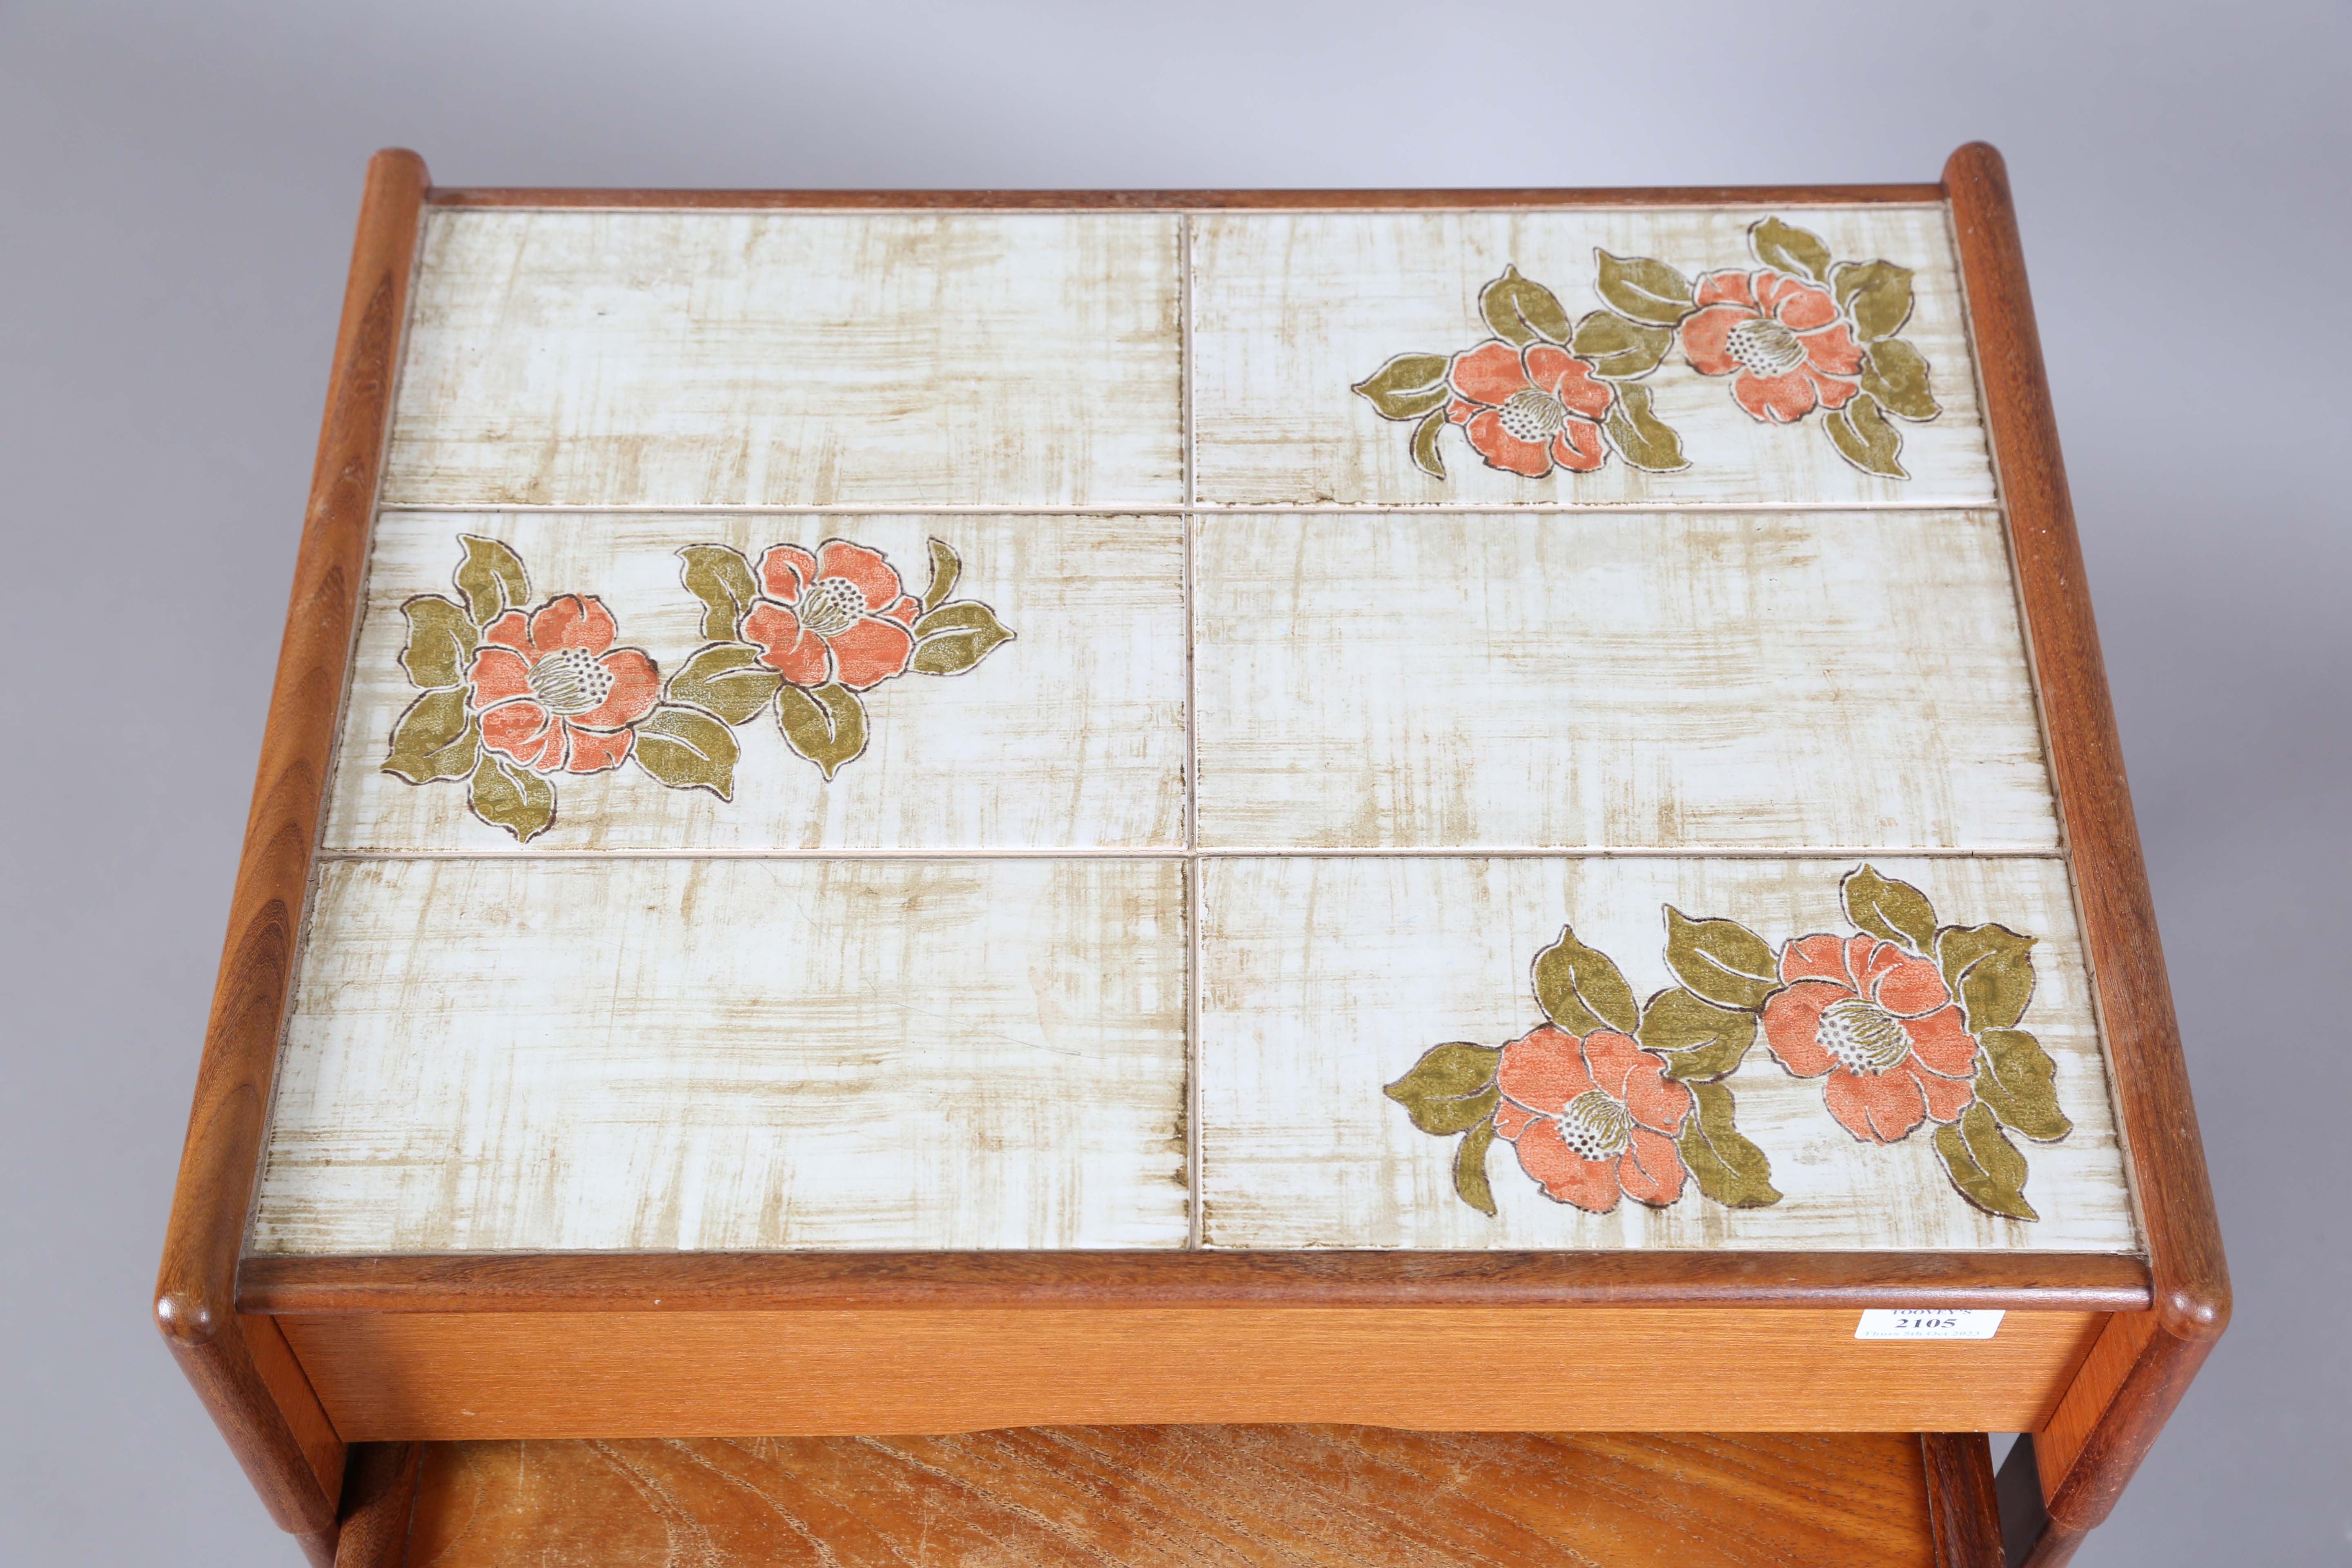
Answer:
[1409,406,1448,479]
[1593,250,1695,325]
[1860,338,1941,421]
[466,751,555,843]
[911,600,1016,676]
[1749,217,1832,282]
[1974,1028,2073,1143]
[631,703,742,799]
[666,642,783,726]
[396,595,478,689]
[1478,265,1572,345]
[1637,988,1758,1081]
[1824,393,1909,479]
[1570,310,1673,380]
[1678,1080,1781,1208]
[1602,381,1688,472]
[776,682,868,779]
[1933,1102,2038,1220]
[920,537,962,613]
[1663,906,1779,1011]
[1532,926,1639,1036]
[1351,352,1454,420]
[453,535,530,627]
[1454,1116,1499,1216]
[1831,259,1916,341]
[1937,923,2038,1032]
[1841,864,1939,953]
[677,543,761,642]
[1383,1042,1503,1136]
[381,688,479,784]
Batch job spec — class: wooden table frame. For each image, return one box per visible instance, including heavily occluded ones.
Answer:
[154,144,2226,1568]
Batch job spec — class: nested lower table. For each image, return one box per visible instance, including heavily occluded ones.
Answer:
[157,144,2225,1567]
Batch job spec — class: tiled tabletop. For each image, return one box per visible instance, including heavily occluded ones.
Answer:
[253,202,2139,1259]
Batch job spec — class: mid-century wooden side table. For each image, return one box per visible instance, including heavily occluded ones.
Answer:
[157,145,2226,1567]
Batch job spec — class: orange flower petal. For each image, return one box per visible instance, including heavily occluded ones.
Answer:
[1903,1006,1980,1079]
[1692,269,1757,311]
[1497,1025,1593,1117]
[561,723,634,775]
[1809,368,1862,410]
[1585,1032,1694,1136]
[481,699,564,773]
[1618,1127,1688,1207]
[466,645,532,708]
[1761,979,1847,1077]
[1524,345,1613,422]
[1461,409,1555,478]
[481,609,532,654]
[1512,1122,1622,1213]
[1677,303,1751,377]
[1800,319,1864,376]
[1733,368,1821,425]
[1492,1098,1538,1140]
[1871,949,1952,1018]
[1780,933,1856,986]
[881,595,921,628]
[758,544,817,604]
[1760,272,1838,332]
[1552,416,1609,473]
[827,615,916,691]
[814,540,905,612]
[1911,1056,1978,1123]
[1447,339,1534,408]
[743,601,832,687]
[528,594,616,656]
[1824,1067,1929,1144]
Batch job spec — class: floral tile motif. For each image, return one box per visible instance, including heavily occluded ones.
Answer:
[380,533,1014,841]
[1386,865,2071,1225]
[1191,510,2059,852]
[1190,208,1992,506]
[327,514,1187,852]
[1354,218,1940,483]
[1197,855,2135,1252]
[384,211,1184,508]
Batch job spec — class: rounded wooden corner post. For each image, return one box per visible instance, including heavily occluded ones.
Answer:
[153,147,429,1554]
[1942,140,2230,1560]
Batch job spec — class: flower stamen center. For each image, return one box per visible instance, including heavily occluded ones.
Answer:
[526,646,613,717]
[1554,1089,1635,1160]
[1817,998,1914,1075]
[795,576,866,637]
[1724,316,1809,377]
[1498,388,1568,445]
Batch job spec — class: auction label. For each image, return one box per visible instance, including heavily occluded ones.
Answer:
[1855,1308,2005,1340]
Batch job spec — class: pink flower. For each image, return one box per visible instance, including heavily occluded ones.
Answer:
[1677,270,1865,424]
[466,595,660,775]
[1443,340,1614,477]
[1761,934,1979,1143]
[742,540,922,690]
[1492,1025,1693,1212]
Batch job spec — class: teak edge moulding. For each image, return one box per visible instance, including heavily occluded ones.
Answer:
[156,145,2226,1567]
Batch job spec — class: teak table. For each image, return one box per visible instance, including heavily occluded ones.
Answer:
[157,145,2226,1568]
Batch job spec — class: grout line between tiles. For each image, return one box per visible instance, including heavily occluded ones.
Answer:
[1180,212,1204,1252]
[372,499,2004,517]
[311,845,2072,863]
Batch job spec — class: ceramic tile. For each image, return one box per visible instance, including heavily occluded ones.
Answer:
[325,512,1187,851]
[1197,855,2136,1253]
[253,856,1189,1253]
[1190,208,1992,506]
[1192,510,2057,851]
[382,211,1183,507]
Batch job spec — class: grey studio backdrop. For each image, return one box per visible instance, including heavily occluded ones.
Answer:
[1,2,2343,1563]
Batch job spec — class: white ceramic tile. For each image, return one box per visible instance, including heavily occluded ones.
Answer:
[1193,510,2057,851]
[1191,207,1992,506]
[383,211,1183,507]
[1198,855,2136,1253]
[325,512,1187,851]
[253,857,1189,1253]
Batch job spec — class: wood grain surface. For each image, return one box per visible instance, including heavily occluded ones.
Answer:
[1200,856,2135,1253]
[238,1248,2152,1314]
[1193,510,2058,851]
[277,1306,2106,1440]
[331,1442,421,1568]
[392,1428,1957,1567]
[154,145,430,1542]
